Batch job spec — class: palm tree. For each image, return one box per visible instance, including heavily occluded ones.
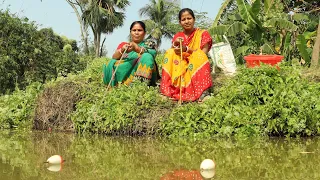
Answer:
[66,0,90,55]
[139,0,179,48]
[82,0,130,57]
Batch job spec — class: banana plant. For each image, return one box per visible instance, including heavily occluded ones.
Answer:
[210,0,298,61]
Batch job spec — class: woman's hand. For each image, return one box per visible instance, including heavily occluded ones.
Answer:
[120,43,132,53]
[127,42,143,53]
[174,45,189,55]
[172,39,181,48]
[172,38,188,55]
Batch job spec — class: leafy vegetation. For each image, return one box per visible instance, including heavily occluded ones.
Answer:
[1,52,320,138]
[161,64,320,138]
[0,10,88,94]
[210,0,319,66]
[0,82,42,129]
[1,0,320,139]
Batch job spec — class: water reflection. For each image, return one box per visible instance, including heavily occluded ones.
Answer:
[160,169,202,180]
[0,130,319,179]
[46,164,62,172]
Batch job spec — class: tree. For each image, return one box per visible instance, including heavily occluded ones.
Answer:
[82,0,130,57]
[139,0,179,47]
[66,0,90,55]
[193,10,213,30]
[0,10,84,93]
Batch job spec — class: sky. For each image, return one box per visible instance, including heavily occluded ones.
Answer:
[1,0,224,56]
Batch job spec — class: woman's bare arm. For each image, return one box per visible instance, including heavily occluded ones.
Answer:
[112,48,124,60]
[201,43,210,54]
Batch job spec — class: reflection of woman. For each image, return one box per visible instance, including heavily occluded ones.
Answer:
[102,21,159,87]
[160,8,213,102]
[160,169,203,180]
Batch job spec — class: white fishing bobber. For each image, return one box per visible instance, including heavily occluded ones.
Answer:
[200,159,216,179]
[200,159,215,170]
[46,155,64,164]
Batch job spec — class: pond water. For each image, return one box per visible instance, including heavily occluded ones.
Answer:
[0,130,319,180]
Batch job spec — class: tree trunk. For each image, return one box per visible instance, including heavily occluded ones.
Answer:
[66,0,89,55]
[100,37,106,57]
[94,32,101,57]
[311,19,320,67]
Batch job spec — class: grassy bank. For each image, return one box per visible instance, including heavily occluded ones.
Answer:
[1,57,320,138]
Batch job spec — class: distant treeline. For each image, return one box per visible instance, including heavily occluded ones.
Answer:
[0,10,90,94]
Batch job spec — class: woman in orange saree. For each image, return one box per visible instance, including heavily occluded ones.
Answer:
[160,8,213,102]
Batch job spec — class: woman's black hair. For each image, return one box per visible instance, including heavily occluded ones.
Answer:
[129,21,146,32]
[178,8,195,21]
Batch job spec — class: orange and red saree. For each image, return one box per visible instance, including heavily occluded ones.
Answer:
[160,28,212,101]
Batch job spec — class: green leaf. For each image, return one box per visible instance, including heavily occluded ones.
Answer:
[236,0,262,28]
[250,0,261,16]
[292,13,309,22]
[210,22,247,36]
[261,42,275,54]
[264,18,298,31]
[296,34,311,64]
[264,0,272,14]
[302,31,317,40]
[235,46,250,56]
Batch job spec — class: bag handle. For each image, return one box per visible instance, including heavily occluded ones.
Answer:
[223,35,230,44]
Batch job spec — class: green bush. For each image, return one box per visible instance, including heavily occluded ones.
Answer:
[160,65,320,138]
[71,81,174,135]
[2,56,320,139]
[0,10,85,94]
[0,82,42,129]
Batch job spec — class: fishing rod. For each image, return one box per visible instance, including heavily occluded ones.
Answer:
[106,46,129,91]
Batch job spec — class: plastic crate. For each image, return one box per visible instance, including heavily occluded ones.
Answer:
[244,54,284,68]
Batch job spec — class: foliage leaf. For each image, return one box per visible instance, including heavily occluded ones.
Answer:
[296,34,311,64]
[210,22,248,36]
[235,46,250,56]
[264,18,298,31]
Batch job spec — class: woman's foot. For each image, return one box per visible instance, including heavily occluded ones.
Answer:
[159,94,170,100]
[198,91,211,103]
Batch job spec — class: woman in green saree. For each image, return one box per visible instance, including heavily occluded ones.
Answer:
[102,21,159,87]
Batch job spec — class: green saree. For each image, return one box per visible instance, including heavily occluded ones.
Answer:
[102,41,159,87]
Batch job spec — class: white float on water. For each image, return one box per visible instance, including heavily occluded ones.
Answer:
[47,164,62,172]
[46,155,64,164]
[200,159,216,179]
[200,159,215,170]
